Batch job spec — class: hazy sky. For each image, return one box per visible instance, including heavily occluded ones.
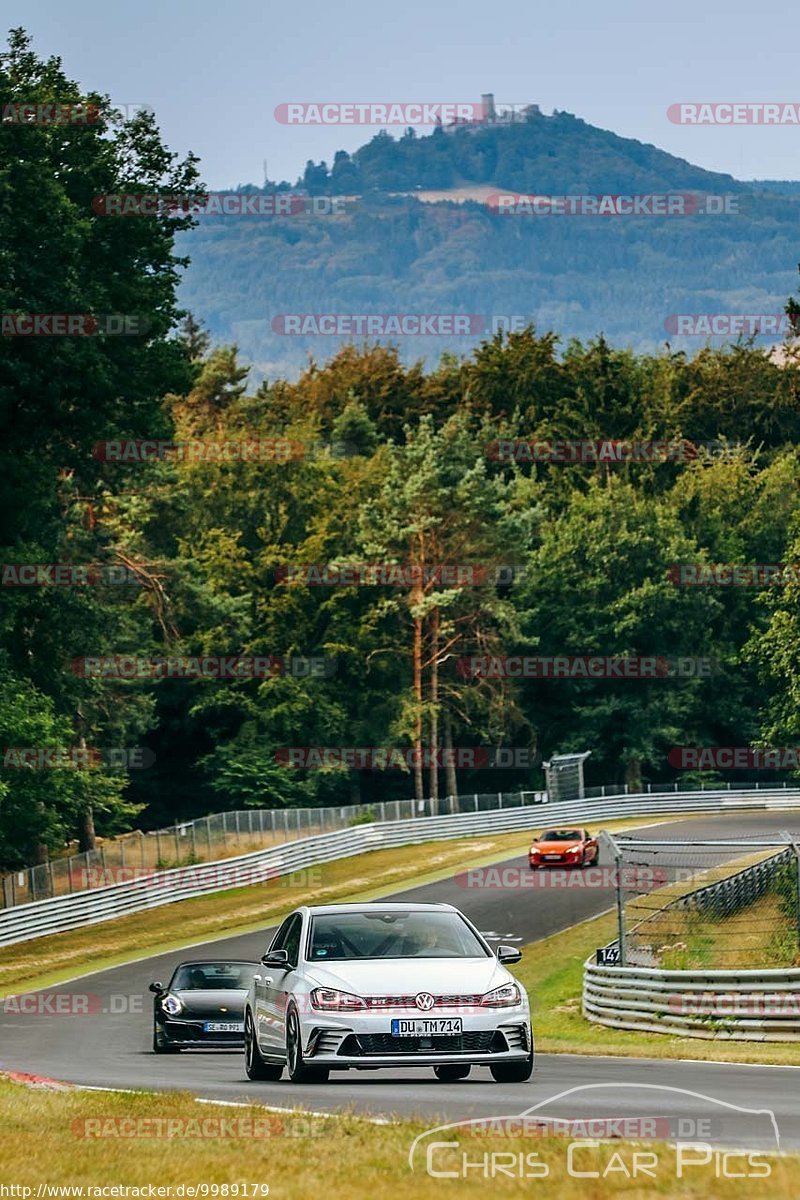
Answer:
[14,0,800,189]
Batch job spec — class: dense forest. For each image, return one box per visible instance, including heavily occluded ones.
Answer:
[4,31,800,872]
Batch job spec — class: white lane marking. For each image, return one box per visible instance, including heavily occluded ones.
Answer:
[193,1097,386,1120]
[30,1080,394,1123]
[542,1053,800,1070]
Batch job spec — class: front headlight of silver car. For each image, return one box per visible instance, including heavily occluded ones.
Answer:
[480,983,521,1008]
[161,993,183,1016]
[309,987,366,1011]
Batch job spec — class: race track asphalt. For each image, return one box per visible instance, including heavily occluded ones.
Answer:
[2,811,799,1149]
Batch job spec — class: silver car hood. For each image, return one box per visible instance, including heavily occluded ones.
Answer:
[302,957,512,995]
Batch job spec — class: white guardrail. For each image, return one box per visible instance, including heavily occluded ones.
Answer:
[584,828,800,1043]
[3,788,800,948]
[583,962,800,1042]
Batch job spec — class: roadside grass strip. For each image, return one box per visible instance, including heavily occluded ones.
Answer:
[0,1075,798,1197]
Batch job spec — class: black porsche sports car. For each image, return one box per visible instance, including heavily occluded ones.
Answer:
[150,960,257,1052]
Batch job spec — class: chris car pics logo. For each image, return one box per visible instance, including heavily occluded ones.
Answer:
[408,1084,779,1181]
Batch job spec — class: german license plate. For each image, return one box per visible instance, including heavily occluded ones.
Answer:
[543,854,562,861]
[203,1021,244,1032]
[391,1018,463,1036]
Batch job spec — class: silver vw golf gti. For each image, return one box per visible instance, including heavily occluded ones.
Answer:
[243,902,533,1083]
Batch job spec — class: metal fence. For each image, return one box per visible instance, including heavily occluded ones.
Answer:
[4,777,799,910]
[2,787,800,947]
[585,831,800,1043]
[599,832,800,969]
[0,790,544,910]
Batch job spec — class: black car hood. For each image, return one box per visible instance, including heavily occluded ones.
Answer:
[166,988,248,1018]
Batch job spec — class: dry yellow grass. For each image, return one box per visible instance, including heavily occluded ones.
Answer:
[0,1076,797,1198]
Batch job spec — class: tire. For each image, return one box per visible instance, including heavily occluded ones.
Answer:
[286,1007,329,1083]
[490,1046,534,1083]
[244,1010,284,1081]
[433,1064,471,1082]
[153,1027,180,1053]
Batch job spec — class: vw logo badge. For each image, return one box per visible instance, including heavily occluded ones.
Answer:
[415,992,435,1011]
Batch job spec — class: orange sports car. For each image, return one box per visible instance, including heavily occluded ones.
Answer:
[528,828,599,869]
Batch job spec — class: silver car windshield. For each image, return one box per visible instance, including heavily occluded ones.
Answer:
[307,911,491,961]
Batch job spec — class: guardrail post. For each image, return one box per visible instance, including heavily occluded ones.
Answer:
[782,830,800,945]
[600,829,626,967]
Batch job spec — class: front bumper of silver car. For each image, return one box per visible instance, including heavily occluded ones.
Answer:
[302,1013,532,1067]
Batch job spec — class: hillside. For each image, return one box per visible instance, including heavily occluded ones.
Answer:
[176,110,800,379]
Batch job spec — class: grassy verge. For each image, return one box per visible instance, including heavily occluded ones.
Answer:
[656,892,798,970]
[515,910,800,1066]
[1,1075,796,1197]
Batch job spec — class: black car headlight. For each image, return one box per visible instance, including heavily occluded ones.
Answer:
[160,993,183,1016]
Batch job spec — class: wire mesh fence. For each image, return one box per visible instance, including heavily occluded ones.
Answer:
[603,832,800,969]
[4,776,799,912]
[0,789,544,909]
